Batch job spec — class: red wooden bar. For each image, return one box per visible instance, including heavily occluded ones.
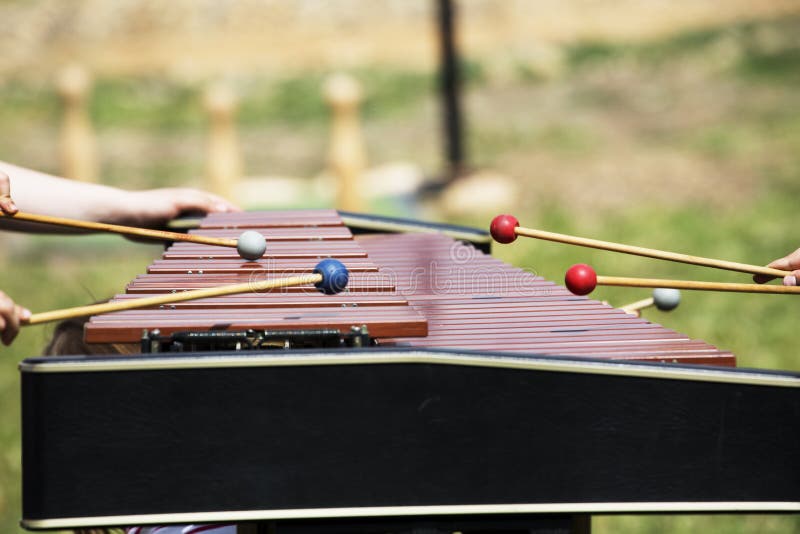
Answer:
[189,227,352,240]
[147,258,380,274]
[164,240,368,259]
[109,293,412,309]
[125,272,397,293]
[200,209,344,228]
[85,306,428,343]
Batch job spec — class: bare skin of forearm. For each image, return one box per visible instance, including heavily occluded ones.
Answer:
[0,161,238,232]
[0,162,133,230]
[0,162,239,345]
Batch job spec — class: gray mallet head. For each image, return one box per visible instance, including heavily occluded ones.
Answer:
[236,230,267,261]
[653,288,681,311]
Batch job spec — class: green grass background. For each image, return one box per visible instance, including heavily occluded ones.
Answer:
[2,15,800,534]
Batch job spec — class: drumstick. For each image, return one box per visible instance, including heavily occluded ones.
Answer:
[23,258,348,325]
[564,263,800,296]
[0,211,267,260]
[490,214,791,279]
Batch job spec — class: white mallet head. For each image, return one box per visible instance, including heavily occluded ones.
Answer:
[653,288,681,311]
[236,230,267,260]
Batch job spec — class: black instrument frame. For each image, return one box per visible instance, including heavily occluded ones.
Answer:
[20,348,800,531]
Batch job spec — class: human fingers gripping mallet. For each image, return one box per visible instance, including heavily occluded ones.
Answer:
[754,247,800,286]
[490,214,791,279]
[0,170,18,215]
[21,259,349,326]
[0,211,267,260]
[564,264,800,296]
[0,291,30,345]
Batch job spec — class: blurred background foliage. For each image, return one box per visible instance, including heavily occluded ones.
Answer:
[1,1,799,532]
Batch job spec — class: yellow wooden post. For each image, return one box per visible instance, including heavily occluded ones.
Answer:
[56,64,98,182]
[204,82,242,200]
[324,73,366,212]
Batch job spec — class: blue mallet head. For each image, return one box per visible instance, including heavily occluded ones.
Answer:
[313,258,349,295]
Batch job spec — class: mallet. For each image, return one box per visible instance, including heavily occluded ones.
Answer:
[620,288,681,315]
[23,258,349,325]
[1,211,267,260]
[565,263,800,296]
[490,214,791,279]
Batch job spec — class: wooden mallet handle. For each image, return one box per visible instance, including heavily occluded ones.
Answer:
[23,258,350,325]
[490,215,791,279]
[0,211,237,248]
[565,264,800,296]
[597,276,800,294]
[619,297,654,314]
[620,288,681,315]
[24,273,322,325]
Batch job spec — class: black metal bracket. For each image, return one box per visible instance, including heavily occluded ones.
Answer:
[140,326,373,353]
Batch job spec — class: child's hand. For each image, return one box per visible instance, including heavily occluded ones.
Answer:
[0,291,30,345]
[0,170,18,214]
[753,248,800,286]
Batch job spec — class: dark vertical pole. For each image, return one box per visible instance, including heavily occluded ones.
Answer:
[437,0,466,183]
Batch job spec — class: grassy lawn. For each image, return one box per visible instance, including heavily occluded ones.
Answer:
[2,14,800,534]
[0,239,159,533]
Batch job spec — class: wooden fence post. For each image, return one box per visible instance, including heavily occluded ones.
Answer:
[57,64,98,182]
[324,73,366,212]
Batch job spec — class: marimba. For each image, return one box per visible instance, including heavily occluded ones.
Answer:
[20,210,800,533]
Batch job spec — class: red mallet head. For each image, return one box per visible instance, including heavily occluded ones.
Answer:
[490,214,519,244]
[565,263,598,296]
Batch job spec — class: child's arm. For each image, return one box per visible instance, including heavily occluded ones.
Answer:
[0,162,242,345]
[0,162,240,232]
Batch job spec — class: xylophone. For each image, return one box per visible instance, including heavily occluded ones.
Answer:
[20,210,800,533]
[68,209,735,363]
